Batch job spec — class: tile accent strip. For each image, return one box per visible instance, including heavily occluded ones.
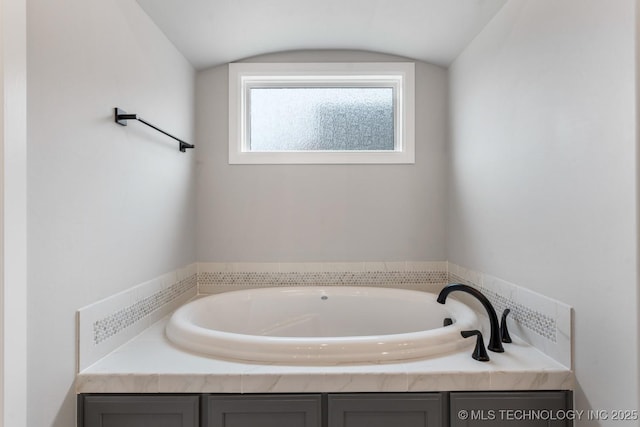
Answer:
[197,262,449,294]
[198,270,448,287]
[449,273,557,342]
[77,263,198,372]
[448,263,572,369]
[93,274,197,345]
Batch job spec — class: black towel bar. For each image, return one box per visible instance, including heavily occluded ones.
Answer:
[114,107,194,152]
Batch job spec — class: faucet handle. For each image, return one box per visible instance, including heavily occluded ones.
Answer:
[500,309,513,343]
[461,330,490,362]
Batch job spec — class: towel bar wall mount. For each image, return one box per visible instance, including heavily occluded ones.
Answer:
[114,108,194,153]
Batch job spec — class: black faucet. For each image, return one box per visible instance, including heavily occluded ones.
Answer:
[437,283,504,353]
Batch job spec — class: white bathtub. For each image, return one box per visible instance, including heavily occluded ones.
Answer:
[166,286,479,364]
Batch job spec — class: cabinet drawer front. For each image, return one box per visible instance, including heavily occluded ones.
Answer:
[450,391,573,427]
[207,394,322,427]
[82,395,199,427]
[328,393,444,427]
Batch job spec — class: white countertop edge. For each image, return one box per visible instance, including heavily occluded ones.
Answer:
[76,317,574,394]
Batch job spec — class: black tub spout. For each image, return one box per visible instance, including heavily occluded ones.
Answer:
[437,284,504,353]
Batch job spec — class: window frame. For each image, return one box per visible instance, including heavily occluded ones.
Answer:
[228,62,415,164]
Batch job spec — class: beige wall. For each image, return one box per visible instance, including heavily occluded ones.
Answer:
[196,50,449,262]
[27,0,196,425]
[448,0,638,421]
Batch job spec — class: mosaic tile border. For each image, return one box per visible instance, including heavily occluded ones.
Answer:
[447,263,572,368]
[449,273,557,342]
[93,274,197,345]
[198,270,448,287]
[77,264,198,372]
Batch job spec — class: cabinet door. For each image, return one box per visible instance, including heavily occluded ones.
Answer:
[81,395,199,427]
[328,393,444,427]
[450,391,573,427]
[206,394,322,427]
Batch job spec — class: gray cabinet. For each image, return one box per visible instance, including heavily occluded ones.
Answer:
[78,391,572,427]
[206,394,322,427]
[328,393,444,427]
[80,395,199,427]
[450,391,573,427]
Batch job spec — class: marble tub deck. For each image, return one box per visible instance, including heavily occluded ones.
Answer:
[76,317,574,394]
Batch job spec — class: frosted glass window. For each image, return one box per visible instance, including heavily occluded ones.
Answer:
[249,87,395,152]
[229,62,415,164]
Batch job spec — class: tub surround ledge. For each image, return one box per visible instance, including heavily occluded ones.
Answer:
[75,317,573,394]
[76,261,573,394]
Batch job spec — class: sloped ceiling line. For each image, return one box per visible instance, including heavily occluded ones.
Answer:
[136,0,508,70]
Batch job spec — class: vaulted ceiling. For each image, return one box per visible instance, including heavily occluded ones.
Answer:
[136,0,507,70]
